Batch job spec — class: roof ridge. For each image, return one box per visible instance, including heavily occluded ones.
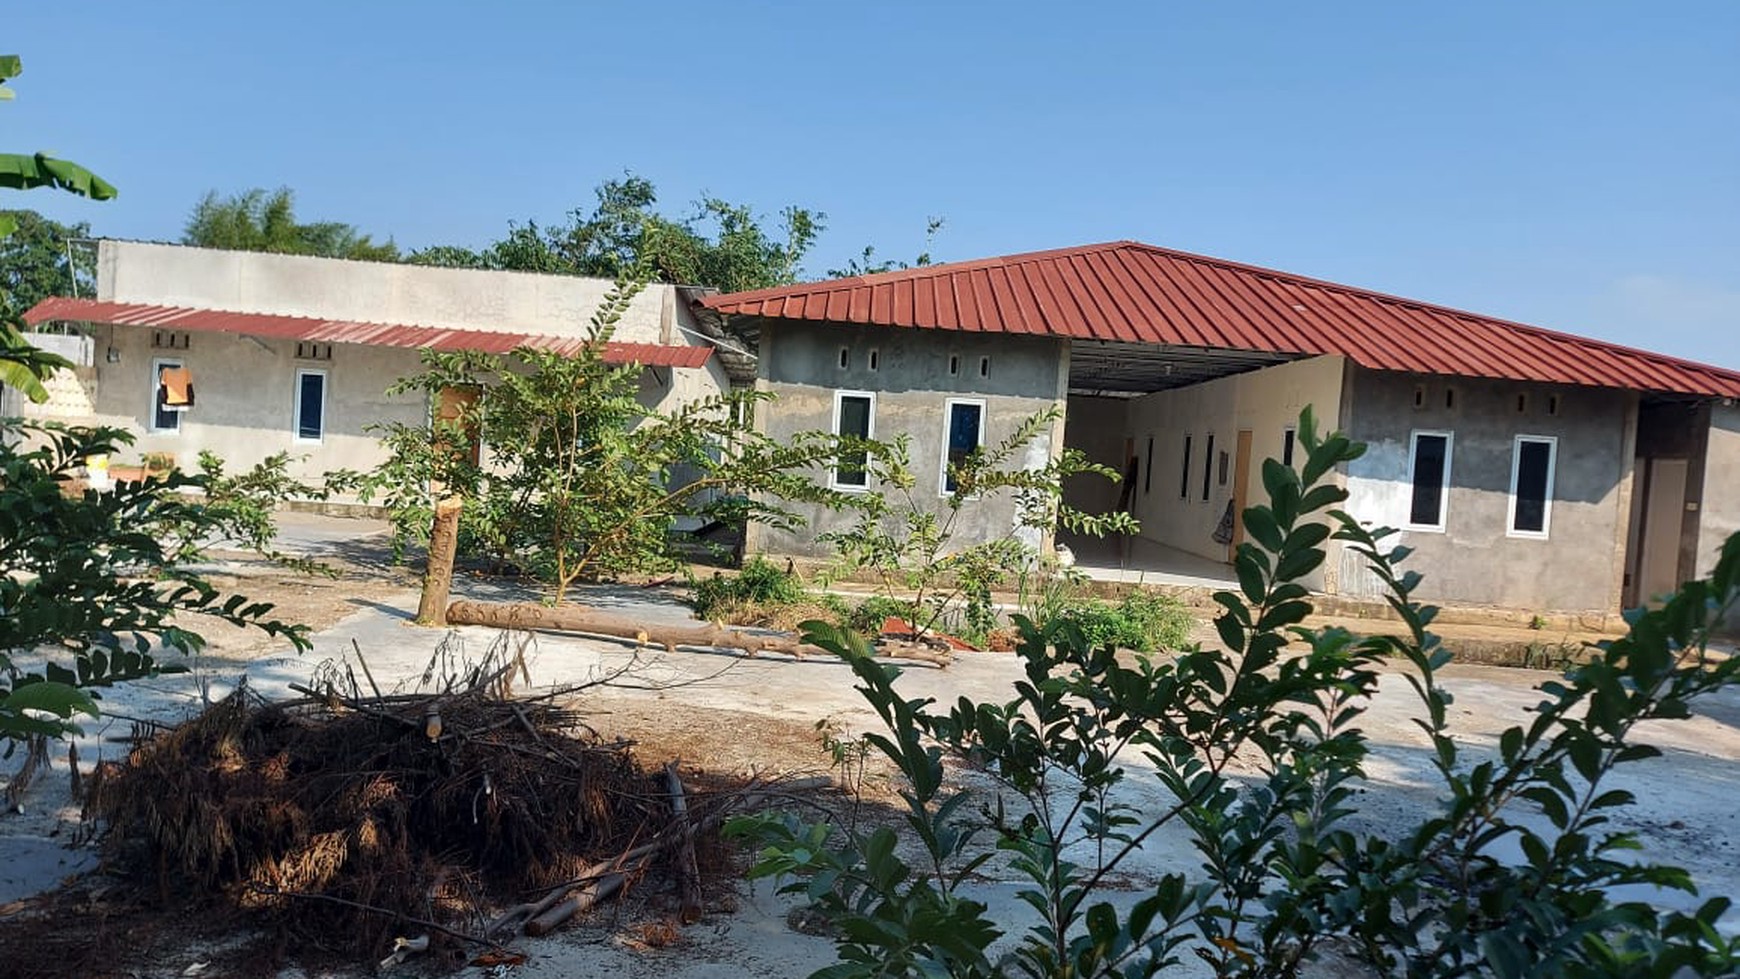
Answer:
[1112,242,1740,383]
[706,241,1140,301]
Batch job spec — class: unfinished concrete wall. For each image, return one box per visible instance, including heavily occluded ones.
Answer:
[1116,356,1346,583]
[97,240,677,345]
[1061,395,1129,517]
[747,320,1068,560]
[1340,366,1633,613]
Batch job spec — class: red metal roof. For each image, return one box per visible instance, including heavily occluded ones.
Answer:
[23,297,714,369]
[703,241,1740,397]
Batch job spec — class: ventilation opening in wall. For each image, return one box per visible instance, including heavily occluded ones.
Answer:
[1516,392,1529,414]
[295,341,334,361]
[979,356,990,377]
[948,354,960,376]
[868,349,880,371]
[1547,394,1560,416]
[1413,385,1426,410]
[838,347,849,369]
[1444,387,1456,410]
[152,330,191,350]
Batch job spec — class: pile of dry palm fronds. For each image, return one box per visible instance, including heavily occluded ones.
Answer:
[67,633,808,969]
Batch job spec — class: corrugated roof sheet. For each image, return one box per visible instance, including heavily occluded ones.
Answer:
[702,241,1740,397]
[23,297,714,369]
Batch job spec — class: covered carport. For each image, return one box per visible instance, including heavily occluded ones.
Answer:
[1060,338,1299,586]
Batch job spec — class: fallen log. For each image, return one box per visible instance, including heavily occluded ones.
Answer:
[443,600,951,667]
[525,870,626,936]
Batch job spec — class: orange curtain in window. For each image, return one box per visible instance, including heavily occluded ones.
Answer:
[158,365,195,408]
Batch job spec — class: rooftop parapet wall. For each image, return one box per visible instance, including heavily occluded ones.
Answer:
[96,240,675,345]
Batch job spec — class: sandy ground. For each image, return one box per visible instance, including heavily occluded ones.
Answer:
[5,513,1740,977]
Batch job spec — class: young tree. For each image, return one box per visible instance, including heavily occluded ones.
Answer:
[818,407,1137,642]
[355,276,862,602]
[183,187,399,261]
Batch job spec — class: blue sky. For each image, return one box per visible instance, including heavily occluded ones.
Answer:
[8,2,1738,366]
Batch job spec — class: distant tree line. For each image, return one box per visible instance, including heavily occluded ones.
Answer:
[8,173,941,310]
[174,174,938,293]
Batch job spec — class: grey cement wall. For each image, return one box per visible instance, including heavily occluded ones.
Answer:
[1340,366,1633,612]
[99,241,675,345]
[1061,396,1129,517]
[747,321,1068,560]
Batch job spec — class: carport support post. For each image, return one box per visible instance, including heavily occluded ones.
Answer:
[415,496,464,626]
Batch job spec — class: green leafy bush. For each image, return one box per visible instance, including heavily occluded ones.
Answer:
[730,406,1740,979]
[691,556,808,620]
[1,423,310,748]
[1055,590,1193,652]
[351,277,860,599]
[818,408,1136,640]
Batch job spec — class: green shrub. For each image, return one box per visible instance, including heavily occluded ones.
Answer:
[731,406,1740,978]
[691,556,807,620]
[1056,590,1192,652]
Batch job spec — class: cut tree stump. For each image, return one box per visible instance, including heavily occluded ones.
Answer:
[442,599,951,667]
[415,496,464,626]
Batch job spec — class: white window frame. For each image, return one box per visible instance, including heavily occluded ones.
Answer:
[293,368,328,444]
[937,397,987,497]
[830,389,876,491]
[1506,434,1558,540]
[149,356,184,434]
[1404,429,1454,533]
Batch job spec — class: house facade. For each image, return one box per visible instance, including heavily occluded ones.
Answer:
[700,241,1740,618]
[18,241,730,485]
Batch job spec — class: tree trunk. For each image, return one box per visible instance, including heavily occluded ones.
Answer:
[442,599,952,667]
[415,497,464,626]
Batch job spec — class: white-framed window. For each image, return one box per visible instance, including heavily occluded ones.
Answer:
[831,390,875,490]
[1507,435,1558,539]
[294,368,327,443]
[150,357,184,433]
[1405,430,1454,532]
[938,398,986,496]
